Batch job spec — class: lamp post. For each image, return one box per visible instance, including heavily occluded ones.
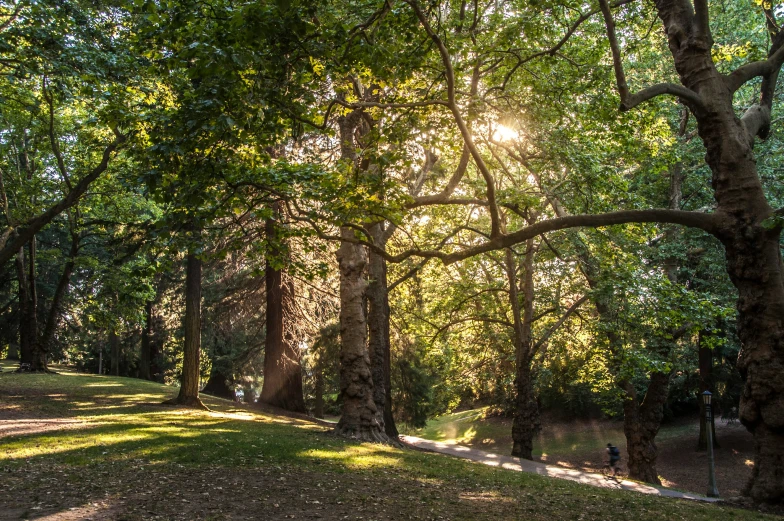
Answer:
[702,391,719,498]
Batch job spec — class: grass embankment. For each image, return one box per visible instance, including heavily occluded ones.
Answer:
[0,361,771,521]
[410,407,693,457]
[409,407,754,497]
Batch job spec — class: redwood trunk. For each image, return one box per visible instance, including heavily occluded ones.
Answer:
[171,252,205,408]
[259,206,305,412]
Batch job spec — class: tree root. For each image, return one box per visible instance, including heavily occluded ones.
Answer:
[14,366,58,374]
[162,396,210,411]
[332,422,403,447]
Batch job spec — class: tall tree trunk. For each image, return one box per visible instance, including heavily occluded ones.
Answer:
[621,373,669,484]
[16,247,32,368]
[139,300,154,381]
[366,222,398,438]
[26,237,45,370]
[332,103,387,443]
[510,241,539,459]
[39,235,77,357]
[259,203,305,412]
[697,331,718,450]
[169,251,206,409]
[109,328,119,376]
[649,6,784,502]
[334,227,386,442]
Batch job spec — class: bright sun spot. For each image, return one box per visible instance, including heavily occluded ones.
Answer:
[492,124,519,142]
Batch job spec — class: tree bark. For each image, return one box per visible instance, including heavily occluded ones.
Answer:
[652,5,784,502]
[259,203,305,412]
[109,328,119,376]
[366,222,398,438]
[510,241,539,459]
[16,247,32,368]
[334,227,386,442]
[332,101,388,443]
[169,251,206,409]
[26,238,45,370]
[621,373,669,484]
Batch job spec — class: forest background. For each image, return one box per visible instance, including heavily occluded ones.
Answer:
[1,0,783,505]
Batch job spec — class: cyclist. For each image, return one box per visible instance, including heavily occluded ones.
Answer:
[606,443,621,476]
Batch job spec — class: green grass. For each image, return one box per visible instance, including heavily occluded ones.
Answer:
[410,407,695,458]
[0,362,774,520]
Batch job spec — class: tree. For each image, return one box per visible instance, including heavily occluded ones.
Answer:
[259,202,306,411]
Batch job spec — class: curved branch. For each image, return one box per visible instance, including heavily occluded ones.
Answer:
[599,0,705,113]
[377,209,717,265]
[0,130,126,266]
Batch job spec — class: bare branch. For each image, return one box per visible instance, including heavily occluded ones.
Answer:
[405,0,502,238]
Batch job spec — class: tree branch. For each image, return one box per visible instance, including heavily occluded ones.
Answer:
[0,130,126,266]
[532,294,588,356]
[598,0,705,112]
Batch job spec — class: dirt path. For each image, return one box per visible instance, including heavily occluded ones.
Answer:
[400,435,719,503]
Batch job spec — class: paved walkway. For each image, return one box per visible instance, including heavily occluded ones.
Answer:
[400,435,719,503]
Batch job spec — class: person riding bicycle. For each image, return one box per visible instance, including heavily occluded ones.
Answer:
[606,443,621,476]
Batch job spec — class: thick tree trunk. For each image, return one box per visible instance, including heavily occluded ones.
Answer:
[366,222,398,438]
[109,328,119,376]
[139,300,154,381]
[170,252,206,409]
[259,205,305,412]
[334,227,387,442]
[652,6,784,502]
[622,372,670,485]
[697,331,718,450]
[509,242,539,459]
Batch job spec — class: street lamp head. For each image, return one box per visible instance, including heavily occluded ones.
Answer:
[702,390,712,405]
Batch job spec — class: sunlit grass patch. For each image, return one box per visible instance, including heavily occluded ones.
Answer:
[0,364,776,521]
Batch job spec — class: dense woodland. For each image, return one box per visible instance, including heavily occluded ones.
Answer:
[1,0,783,505]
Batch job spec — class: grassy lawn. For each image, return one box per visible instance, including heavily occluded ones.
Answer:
[408,407,694,458]
[0,361,773,520]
